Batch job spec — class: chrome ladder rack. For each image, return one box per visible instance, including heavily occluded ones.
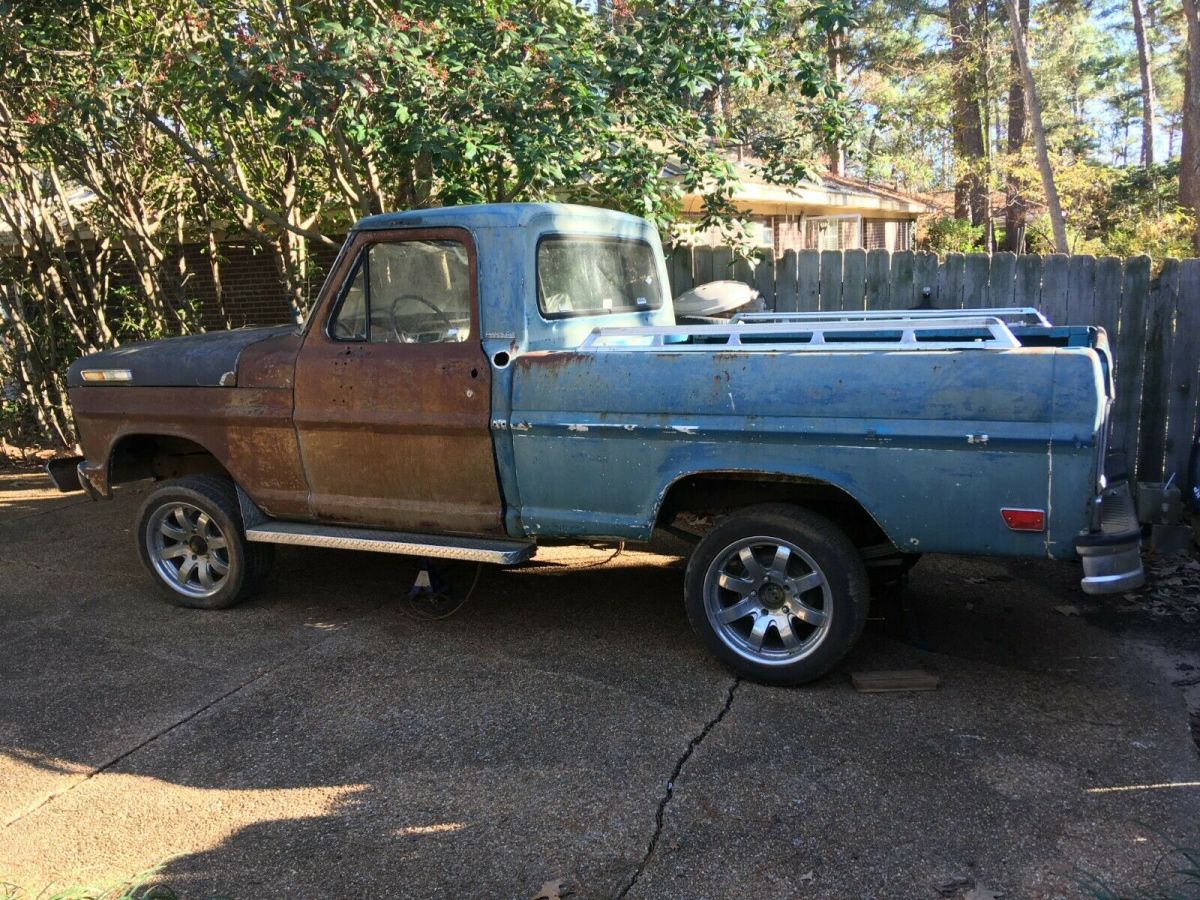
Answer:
[579,311,1028,353]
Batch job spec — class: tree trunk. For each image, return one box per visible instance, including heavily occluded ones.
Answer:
[826,31,845,175]
[1132,0,1157,166]
[1003,0,1068,253]
[1180,0,1200,253]
[1003,0,1030,252]
[949,0,987,241]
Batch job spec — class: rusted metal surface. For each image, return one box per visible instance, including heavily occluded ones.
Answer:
[292,227,505,536]
[69,382,311,517]
[237,330,301,389]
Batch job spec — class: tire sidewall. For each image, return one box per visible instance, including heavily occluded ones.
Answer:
[684,505,869,685]
[135,479,249,610]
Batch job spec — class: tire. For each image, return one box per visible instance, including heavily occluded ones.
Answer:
[684,503,869,686]
[135,474,274,610]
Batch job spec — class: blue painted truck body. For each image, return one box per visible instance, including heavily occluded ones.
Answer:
[353,203,1110,563]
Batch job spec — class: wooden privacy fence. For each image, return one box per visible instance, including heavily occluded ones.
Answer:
[666,245,1200,487]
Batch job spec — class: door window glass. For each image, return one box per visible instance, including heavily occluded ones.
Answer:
[330,238,471,343]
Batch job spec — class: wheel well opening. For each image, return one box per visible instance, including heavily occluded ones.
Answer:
[656,473,893,550]
[110,434,229,485]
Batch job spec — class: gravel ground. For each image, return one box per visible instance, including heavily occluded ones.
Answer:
[0,474,1198,899]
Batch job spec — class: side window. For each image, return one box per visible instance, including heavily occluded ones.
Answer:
[330,238,472,343]
[332,263,367,340]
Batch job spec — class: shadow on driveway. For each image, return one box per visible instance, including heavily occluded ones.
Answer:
[1,475,1198,898]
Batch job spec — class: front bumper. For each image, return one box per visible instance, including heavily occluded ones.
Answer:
[1074,480,1144,594]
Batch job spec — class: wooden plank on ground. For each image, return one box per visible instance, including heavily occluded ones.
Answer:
[1164,258,1200,482]
[939,253,965,310]
[797,249,820,311]
[988,252,1016,308]
[1013,254,1043,308]
[668,245,694,298]
[1039,254,1070,325]
[776,250,800,312]
[850,670,941,693]
[820,249,843,311]
[842,249,867,311]
[754,249,776,312]
[1136,258,1180,483]
[913,251,939,307]
[1112,256,1151,465]
[866,249,892,310]
[1065,254,1097,326]
[891,250,916,309]
[963,253,991,307]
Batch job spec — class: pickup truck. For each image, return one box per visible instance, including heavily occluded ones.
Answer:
[52,203,1144,684]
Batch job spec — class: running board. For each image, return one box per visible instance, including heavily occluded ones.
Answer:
[245,521,536,565]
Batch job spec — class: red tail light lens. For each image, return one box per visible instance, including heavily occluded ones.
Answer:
[1001,508,1045,532]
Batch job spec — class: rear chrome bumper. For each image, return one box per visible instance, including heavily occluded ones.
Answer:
[1074,480,1144,595]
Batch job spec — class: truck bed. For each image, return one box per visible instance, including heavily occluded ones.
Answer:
[501,311,1109,560]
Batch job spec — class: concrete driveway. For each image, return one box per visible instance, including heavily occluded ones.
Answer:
[1,472,1198,899]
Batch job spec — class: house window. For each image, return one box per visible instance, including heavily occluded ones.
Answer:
[804,215,861,251]
[861,219,915,252]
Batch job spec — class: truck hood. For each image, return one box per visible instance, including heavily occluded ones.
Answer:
[67,325,297,388]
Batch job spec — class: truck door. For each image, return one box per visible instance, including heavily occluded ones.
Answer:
[292,227,505,536]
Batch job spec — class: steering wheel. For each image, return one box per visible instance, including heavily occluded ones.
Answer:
[388,293,454,342]
[542,291,572,314]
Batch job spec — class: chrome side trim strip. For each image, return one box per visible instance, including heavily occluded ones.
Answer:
[245,521,536,565]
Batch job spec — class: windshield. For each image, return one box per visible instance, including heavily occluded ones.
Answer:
[537,236,665,318]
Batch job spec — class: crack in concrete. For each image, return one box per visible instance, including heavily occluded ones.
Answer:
[617,677,741,899]
[2,623,350,830]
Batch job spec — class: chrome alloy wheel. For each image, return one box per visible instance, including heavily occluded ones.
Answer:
[146,501,231,599]
[702,536,833,666]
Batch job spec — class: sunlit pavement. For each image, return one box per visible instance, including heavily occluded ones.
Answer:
[1,472,1198,899]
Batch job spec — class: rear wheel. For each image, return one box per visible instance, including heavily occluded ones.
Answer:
[135,474,273,609]
[684,504,869,685]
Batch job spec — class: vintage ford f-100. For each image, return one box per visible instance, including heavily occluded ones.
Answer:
[51,203,1144,684]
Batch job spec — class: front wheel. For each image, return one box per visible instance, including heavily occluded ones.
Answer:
[684,504,869,685]
[135,474,274,610]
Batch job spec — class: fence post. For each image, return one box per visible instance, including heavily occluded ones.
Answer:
[938,253,964,309]
[1091,256,1123,342]
[820,250,843,310]
[963,253,990,307]
[667,244,693,298]
[1065,254,1097,325]
[891,251,916,308]
[1165,258,1200,483]
[754,249,776,311]
[776,250,799,312]
[797,250,820,311]
[1039,254,1070,324]
[988,252,1016,308]
[1137,258,1180,482]
[1112,256,1151,466]
[1013,254,1043,308]
[842,249,867,311]
[913,251,939,307]
[866,249,891,310]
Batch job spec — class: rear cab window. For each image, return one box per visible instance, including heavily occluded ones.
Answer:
[537,235,665,319]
